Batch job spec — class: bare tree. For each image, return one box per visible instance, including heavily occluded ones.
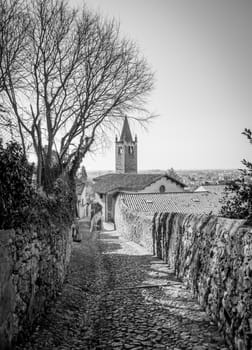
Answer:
[0,0,154,191]
[0,0,30,140]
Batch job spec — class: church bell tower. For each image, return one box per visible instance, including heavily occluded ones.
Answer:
[115,117,137,173]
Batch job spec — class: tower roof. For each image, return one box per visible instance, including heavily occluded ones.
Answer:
[120,116,133,142]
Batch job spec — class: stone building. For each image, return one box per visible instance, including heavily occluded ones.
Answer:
[93,117,185,221]
[94,173,185,221]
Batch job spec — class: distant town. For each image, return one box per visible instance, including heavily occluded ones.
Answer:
[87,168,241,188]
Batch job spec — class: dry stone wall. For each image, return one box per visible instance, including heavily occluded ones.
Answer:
[0,224,72,349]
[153,213,252,350]
[114,198,153,253]
[115,196,252,349]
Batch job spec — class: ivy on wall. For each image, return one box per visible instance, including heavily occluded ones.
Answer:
[0,141,73,229]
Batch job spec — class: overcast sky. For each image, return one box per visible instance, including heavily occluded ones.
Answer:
[71,0,252,171]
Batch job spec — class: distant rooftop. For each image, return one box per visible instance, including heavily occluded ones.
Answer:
[93,173,185,194]
[194,184,226,194]
[120,191,224,215]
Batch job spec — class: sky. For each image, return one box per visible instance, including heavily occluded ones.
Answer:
[71,0,252,171]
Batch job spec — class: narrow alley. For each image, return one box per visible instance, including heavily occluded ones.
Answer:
[17,219,228,350]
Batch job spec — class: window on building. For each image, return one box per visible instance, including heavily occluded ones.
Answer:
[128,146,134,154]
[159,185,165,193]
[118,147,123,154]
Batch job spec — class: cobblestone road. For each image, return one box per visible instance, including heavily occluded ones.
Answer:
[17,219,229,350]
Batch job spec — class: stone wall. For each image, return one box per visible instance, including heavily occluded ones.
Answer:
[114,197,153,253]
[0,224,72,349]
[153,212,252,350]
[115,198,252,349]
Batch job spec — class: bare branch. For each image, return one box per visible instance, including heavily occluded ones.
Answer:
[0,0,155,191]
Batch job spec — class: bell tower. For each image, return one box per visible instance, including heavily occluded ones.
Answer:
[115,117,137,173]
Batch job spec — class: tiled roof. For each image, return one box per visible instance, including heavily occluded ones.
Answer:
[119,117,133,142]
[200,185,226,195]
[93,173,185,194]
[119,191,224,215]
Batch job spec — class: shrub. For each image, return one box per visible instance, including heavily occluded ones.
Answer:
[0,140,35,228]
[0,141,74,229]
[220,178,252,220]
[220,128,252,224]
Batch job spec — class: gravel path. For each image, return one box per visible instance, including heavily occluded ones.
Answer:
[17,219,229,350]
